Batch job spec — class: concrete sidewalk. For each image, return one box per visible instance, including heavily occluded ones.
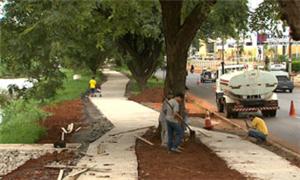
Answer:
[68,69,300,180]
[195,127,300,180]
[69,70,159,180]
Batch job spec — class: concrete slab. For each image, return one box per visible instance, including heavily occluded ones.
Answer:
[67,70,158,180]
[195,128,300,180]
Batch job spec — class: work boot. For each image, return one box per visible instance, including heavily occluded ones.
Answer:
[171,148,182,153]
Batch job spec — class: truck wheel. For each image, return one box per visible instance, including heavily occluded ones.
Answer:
[224,103,233,118]
[269,110,277,117]
[261,110,270,117]
[289,89,293,93]
[217,100,224,112]
[232,112,238,118]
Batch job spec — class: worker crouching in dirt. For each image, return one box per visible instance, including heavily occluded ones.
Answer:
[165,93,185,153]
[245,115,269,143]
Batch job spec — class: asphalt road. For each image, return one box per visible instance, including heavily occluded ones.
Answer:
[155,69,300,153]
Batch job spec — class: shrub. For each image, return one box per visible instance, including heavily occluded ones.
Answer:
[0,99,48,143]
[292,61,300,72]
[0,92,10,108]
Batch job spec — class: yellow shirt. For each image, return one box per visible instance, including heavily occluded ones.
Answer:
[89,79,96,89]
[252,117,268,135]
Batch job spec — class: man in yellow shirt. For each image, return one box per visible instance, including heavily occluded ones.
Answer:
[245,115,268,142]
[89,77,97,97]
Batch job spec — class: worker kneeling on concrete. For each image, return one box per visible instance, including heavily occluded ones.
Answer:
[245,115,268,143]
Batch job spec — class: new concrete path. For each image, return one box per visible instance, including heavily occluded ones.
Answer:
[68,69,300,180]
[69,70,159,180]
[195,127,300,180]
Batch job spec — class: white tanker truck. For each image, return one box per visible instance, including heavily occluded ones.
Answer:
[215,64,279,118]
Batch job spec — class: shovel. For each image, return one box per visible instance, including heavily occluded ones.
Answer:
[165,98,196,140]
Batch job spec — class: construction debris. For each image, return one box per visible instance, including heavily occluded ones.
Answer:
[134,135,154,146]
[57,169,64,180]
[45,164,111,172]
[109,126,154,136]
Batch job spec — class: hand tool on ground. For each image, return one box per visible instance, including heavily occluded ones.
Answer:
[165,98,196,139]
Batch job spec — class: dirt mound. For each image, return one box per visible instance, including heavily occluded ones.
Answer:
[136,128,246,180]
[39,99,85,143]
[129,88,164,103]
[3,150,77,180]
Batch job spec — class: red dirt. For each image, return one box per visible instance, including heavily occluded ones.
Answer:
[129,88,206,117]
[129,88,164,103]
[39,99,86,143]
[136,129,246,180]
[3,150,76,180]
[3,99,86,179]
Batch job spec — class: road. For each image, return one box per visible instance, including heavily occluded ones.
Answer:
[155,70,300,153]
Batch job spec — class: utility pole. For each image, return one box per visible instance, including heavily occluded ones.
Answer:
[288,37,292,74]
[221,38,225,74]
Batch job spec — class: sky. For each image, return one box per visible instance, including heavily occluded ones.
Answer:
[248,0,264,11]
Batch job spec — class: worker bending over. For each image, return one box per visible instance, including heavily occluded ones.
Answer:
[245,115,268,143]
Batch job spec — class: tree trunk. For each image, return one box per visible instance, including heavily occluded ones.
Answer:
[160,0,216,96]
[135,76,148,91]
[164,46,188,96]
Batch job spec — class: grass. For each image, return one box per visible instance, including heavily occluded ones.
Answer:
[112,65,131,76]
[0,99,47,143]
[113,65,164,95]
[0,68,101,143]
[49,69,102,104]
[130,76,164,95]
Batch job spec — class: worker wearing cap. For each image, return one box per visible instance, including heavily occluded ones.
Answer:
[245,115,268,142]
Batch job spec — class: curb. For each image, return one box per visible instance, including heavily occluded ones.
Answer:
[192,100,300,159]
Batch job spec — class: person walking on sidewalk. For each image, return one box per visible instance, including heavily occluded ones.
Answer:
[245,115,268,143]
[89,77,97,97]
[166,93,184,153]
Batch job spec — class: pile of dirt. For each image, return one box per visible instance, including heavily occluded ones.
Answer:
[39,99,113,150]
[129,88,164,103]
[3,150,77,180]
[136,129,246,180]
[39,99,85,143]
[2,99,113,179]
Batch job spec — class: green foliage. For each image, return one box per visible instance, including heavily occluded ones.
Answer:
[249,0,284,36]
[130,76,164,95]
[0,92,11,108]
[292,61,300,72]
[95,0,164,89]
[0,0,95,100]
[50,69,101,104]
[0,99,47,143]
[200,0,249,40]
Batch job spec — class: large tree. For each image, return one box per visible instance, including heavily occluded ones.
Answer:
[0,0,95,99]
[159,0,216,95]
[94,0,164,89]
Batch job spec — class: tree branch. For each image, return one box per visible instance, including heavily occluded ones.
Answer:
[176,0,216,50]
[159,0,183,45]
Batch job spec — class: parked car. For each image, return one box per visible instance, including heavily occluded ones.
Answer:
[200,70,216,83]
[270,71,294,93]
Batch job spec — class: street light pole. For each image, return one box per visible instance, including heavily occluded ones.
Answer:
[221,38,225,74]
[288,37,292,74]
